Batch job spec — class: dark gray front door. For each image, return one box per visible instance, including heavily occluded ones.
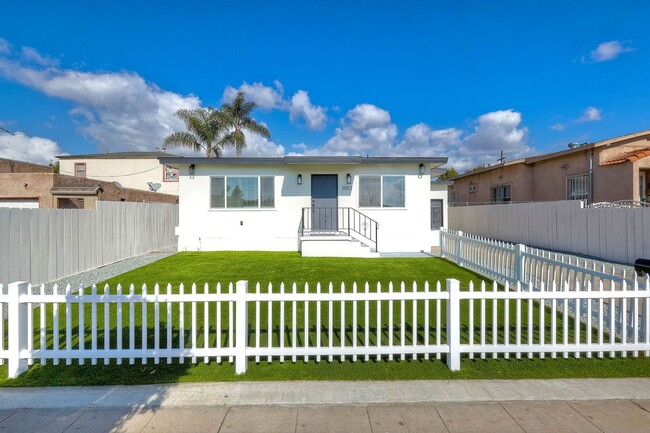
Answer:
[311,175,338,231]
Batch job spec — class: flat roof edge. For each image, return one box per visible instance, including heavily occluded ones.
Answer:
[158,156,448,166]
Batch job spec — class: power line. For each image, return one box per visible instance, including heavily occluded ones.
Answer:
[0,126,16,136]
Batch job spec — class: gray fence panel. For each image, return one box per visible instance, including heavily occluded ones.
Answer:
[0,202,178,285]
[0,209,9,283]
[449,201,650,265]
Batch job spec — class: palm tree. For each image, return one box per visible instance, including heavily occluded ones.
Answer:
[163,108,225,157]
[219,91,271,156]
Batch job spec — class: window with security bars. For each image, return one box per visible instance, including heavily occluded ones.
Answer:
[491,184,511,203]
[567,175,589,201]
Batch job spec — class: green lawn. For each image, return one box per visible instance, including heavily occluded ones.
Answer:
[1,251,648,386]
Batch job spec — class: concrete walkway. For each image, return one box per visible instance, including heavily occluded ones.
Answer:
[1,379,650,432]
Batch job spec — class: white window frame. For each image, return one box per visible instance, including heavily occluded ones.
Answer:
[358,175,406,208]
[567,175,589,201]
[209,176,275,209]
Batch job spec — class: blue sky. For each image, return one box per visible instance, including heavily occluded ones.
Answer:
[0,1,648,170]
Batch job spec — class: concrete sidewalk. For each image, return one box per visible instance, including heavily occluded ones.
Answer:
[1,378,650,409]
[1,379,650,432]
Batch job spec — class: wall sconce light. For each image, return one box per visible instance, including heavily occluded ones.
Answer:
[188,164,195,178]
[418,163,425,177]
[297,174,302,185]
[346,173,352,184]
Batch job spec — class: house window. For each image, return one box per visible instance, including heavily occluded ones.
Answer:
[450,192,459,203]
[469,183,477,193]
[431,199,443,229]
[491,184,511,203]
[163,165,179,182]
[359,175,405,208]
[74,163,86,178]
[210,176,274,209]
[567,175,589,201]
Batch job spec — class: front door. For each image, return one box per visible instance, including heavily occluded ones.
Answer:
[311,175,338,231]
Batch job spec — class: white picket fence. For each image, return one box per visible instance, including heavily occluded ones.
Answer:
[2,276,650,378]
[440,228,636,292]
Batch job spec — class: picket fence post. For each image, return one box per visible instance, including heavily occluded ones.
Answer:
[446,278,461,371]
[456,231,464,267]
[515,244,526,285]
[8,282,29,379]
[235,280,248,374]
[439,229,445,259]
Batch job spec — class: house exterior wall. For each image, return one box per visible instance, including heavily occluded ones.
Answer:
[0,171,178,209]
[0,173,55,208]
[449,163,533,204]
[59,158,179,195]
[177,163,438,253]
[449,133,650,205]
[531,151,590,202]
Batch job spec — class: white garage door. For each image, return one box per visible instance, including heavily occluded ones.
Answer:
[0,199,39,209]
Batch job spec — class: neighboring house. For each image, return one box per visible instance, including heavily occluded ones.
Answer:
[58,151,180,195]
[448,129,650,205]
[0,158,178,209]
[159,156,448,256]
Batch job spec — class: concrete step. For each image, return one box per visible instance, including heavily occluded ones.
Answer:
[300,235,379,258]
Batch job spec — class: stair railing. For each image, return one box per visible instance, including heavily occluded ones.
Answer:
[300,207,379,252]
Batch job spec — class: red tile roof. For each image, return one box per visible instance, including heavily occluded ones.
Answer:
[601,147,650,166]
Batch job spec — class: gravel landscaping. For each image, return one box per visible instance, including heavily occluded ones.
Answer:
[36,247,177,295]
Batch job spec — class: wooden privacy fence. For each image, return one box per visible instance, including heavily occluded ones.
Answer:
[448,200,650,265]
[0,201,179,286]
[1,276,650,378]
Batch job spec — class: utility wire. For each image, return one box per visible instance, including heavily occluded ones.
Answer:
[0,126,16,136]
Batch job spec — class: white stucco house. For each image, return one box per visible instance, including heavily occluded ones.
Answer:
[58,152,180,195]
[159,155,449,257]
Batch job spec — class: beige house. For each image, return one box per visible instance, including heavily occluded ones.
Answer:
[449,129,650,205]
[0,158,178,209]
[58,151,179,195]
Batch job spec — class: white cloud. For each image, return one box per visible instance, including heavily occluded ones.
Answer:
[222,81,286,110]
[21,47,60,67]
[323,104,397,154]
[293,105,532,171]
[223,81,328,130]
[0,38,10,55]
[0,131,64,165]
[578,106,602,122]
[289,90,327,130]
[582,40,635,63]
[221,130,285,157]
[550,123,565,131]
[0,51,201,152]
[395,124,462,156]
[464,110,529,152]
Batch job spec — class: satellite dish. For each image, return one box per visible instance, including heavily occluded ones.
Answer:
[113,181,122,188]
[147,182,161,192]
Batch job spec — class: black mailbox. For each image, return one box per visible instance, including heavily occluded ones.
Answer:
[634,258,650,276]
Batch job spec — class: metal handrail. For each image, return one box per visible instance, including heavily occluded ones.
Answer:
[300,207,379,251]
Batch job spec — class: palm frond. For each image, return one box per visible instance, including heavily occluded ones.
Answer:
[241,118,271,139]
[163,131,205,154]
[217,91,271,156]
